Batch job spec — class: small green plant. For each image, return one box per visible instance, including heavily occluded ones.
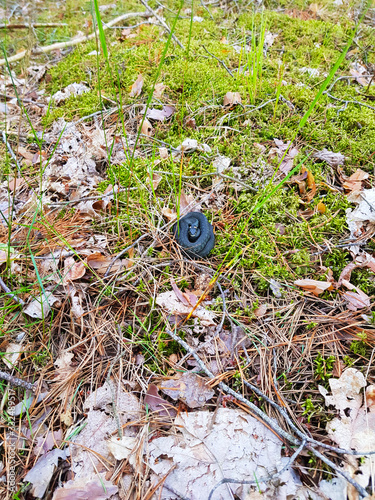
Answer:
[305,321,318,330]
[350,340,367,357]
[343,355,355,367]
[246,13,266,104]
[314,353,335,382]
[301,397,316,423]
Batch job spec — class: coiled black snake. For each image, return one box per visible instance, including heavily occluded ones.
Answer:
[173,212,215,258]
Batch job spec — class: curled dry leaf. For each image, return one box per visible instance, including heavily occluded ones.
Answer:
[24,292,60,319]
[338,252,375,286]
[129,73,144,97]
[159,147,169,159]
[146,105,175,122]
[346,188,375,241]
[24,449,69,499]
[254,304,268,317]
[294,278,333,296]
[175,138,212,155]
[150,172,162,191]
[156,290,216,326]
[140,117,153,136]
[223,91,242,108]
[52,476,118,500]
[161,206,177,221]
[341,279,370,311]
[313,148,346,167]
[343,168,368,193]
[160,371,215,409]
[271,139,299,176]
[87,252,130,274]
[153,82,165,99]
[185,116,196,129]
[107,435,137,464]
[350,62,372,87]
[144,384,177,417]
[179,190,198,213]
[2,342,22,369]
[63,257,86,284]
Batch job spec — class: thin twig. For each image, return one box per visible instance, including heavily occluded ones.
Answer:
[0,23,67,29]
[0,276,25,306]
[202,45,233,77]
[165,328,299,445]
[0,11,151,65]
[138,0,185,50]
[0,370,36,392]
[164,327,375,497]
[2,131,22,173]
[324,91,375,111]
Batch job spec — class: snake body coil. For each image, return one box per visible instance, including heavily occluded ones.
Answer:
[173,212,215,258]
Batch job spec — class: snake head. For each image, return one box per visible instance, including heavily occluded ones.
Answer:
[187,218,200,242]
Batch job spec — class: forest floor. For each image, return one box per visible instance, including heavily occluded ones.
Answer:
[1,0,375,498]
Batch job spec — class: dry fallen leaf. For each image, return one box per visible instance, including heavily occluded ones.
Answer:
[146,105,175,122]
[107,435,138,463]
[179,190,196,213]
[156,290,216,326]
[160,371,215,409]
[150,172,162,191]
[185,116,196,129]
[52,476,118,500]
[140,117,153,136]
[294,278,333,296]
[24,449,69,498]
[346,188,375,241]
[63,257,86,284]
[153,82,165,99]
[144,384,177,417]
[343,168,369,193]
[23,292,61,319]
[148,408,308,499]
[338,253,375,286]
[129,73,144,97]
[161,206,177,221]
[341,278,370,311]
[313,148,346,167]
[271,139,299,176]
[2,342,22,369]
[223,91,242,108]
[350,65,371,87]
[320,369,375,495]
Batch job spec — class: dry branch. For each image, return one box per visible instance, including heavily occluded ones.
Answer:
[0,11,151,66]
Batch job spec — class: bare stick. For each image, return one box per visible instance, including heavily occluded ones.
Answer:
[306,445,368,498]
[0,23,67,29]
[0,370,36,392]
[202,45,233,77]
[1,131,22,174]
[0,276,25,306]
[138,0,185,50]
[165,328,299,445]
[0,11,151,65]
[164,327,375,497]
